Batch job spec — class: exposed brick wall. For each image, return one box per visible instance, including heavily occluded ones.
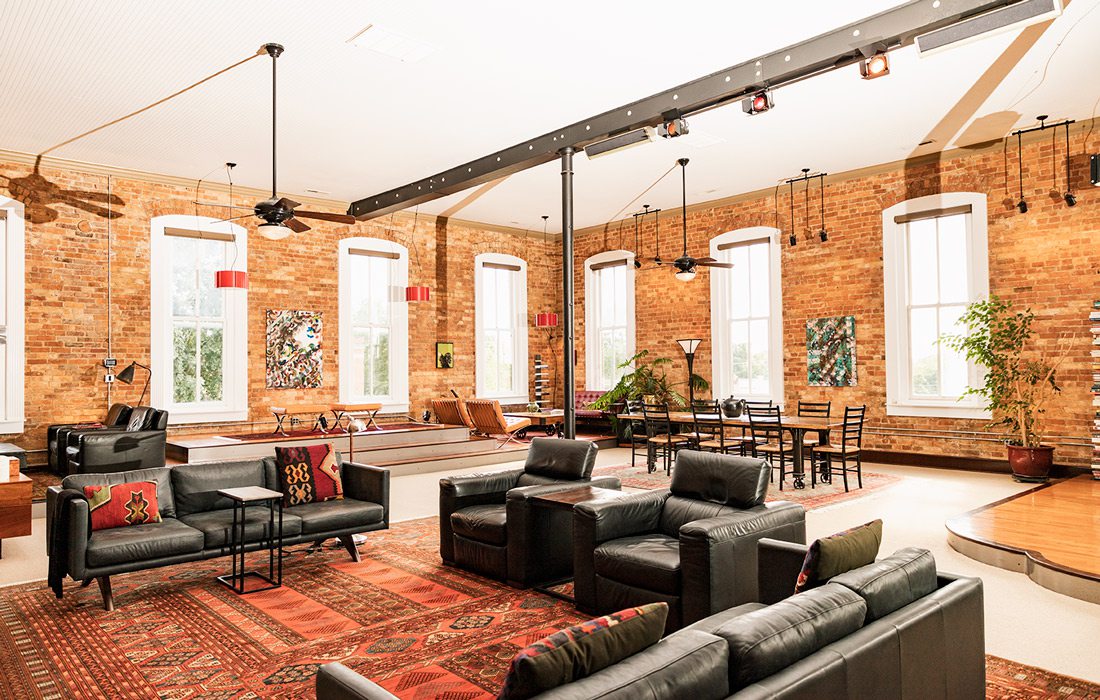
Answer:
[574,126,1099,467]
[0,158,561,462]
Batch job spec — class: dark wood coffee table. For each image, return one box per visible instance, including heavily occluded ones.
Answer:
[527,485,635,601]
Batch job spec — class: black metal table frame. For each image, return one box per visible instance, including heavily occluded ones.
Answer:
[216,496,284,594]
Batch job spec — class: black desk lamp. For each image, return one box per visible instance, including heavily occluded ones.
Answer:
[117,361,152,405]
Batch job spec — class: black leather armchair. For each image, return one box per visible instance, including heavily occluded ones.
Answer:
[439,437,621,586]
[48,403,132,475]
[65,406,169,475]
[573,450,806,632]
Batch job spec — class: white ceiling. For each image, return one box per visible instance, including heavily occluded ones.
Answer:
[1,0,1098,231]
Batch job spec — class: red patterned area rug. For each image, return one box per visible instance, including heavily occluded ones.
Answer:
[0,517,1095,699]
[594,462,901,509]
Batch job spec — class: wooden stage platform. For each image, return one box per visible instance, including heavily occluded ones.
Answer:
[946,475,1100,604]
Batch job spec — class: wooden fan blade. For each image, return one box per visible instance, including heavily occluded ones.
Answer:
[294,210,357,225]
[285,217,310,233]
[695,256,717,263]
[697,261,734,268]
[193,201,255,210]
[274,197,301,210]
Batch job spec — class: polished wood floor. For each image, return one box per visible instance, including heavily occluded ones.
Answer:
[947,475,1100,579]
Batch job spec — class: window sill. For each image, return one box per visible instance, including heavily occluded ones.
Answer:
[480,394,530,407]
[167,409,249,426]
[886,403,991,420]
[0,419,24,435]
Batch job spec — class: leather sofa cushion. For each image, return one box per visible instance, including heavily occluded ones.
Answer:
[106,403,132,426]
[830,547,938,623]
[574,409,605,419]
[179,509,304,548]
[594,533,680,595]
[522,438,597,480]
[171,460,266,516]
[712,582,867,691]
[450,504,508,546]
[64,466,177,519]
[85,518,204,568]
[658,496,736,538]
[671,451,770,508]
[681,602,768,635]
[286,497,384,535]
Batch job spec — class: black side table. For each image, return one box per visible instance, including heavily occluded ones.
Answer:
[215,486,284,594]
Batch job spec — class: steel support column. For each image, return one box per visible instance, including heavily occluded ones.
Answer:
[560,147,576,439]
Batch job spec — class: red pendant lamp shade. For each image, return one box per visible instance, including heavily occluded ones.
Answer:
[215,270,249,289]
[535,312,559,328]
[405,285,431,302]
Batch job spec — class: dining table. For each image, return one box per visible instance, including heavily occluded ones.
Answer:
[616,411,843,489]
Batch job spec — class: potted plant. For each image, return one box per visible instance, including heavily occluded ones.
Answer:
[943,296,1071,482]
[590,350,710,442]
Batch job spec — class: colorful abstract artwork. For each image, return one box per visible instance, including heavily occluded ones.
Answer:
[266,310,323,388]
[806,316,857,387]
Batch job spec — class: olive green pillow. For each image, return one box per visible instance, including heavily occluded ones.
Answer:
[497,602,668,700]
[794,519,883,594]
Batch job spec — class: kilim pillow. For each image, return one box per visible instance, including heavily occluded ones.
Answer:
[274,443,343,507]
[794,518,883,594]
[497,602,668,700]
[83,481,162,531]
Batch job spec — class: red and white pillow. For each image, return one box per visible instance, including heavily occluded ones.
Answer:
[83,481,162,531]
[274,443,344,507]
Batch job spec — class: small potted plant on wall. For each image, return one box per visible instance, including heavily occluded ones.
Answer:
[943,296,1072,482]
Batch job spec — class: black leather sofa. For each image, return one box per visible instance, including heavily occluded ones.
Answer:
[65,406,169,475]
[47,455,389,610]
[573,450,805,631]
[439,437,621,586]
[313,546,984,700]
[48,403,132,475]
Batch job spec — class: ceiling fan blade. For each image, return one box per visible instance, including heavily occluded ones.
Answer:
[695,256,717,264]
[211,214,255,225]
[294,210,357,225]
[285,217,310,233]
[193,201,255,210]
[697,261,734,269]
[274,197,301,210]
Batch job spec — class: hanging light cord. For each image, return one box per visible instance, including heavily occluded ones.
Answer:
[227,164,240,271]
[1064,122,1072,195]
[410,207,423,276]
[819,174,825,232]
[603,163,678,229]
[788,181,795,240]
[1017,132,1025,200]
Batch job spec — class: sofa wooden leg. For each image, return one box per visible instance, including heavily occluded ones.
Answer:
[339,535,362,563]
[97,576,114,611]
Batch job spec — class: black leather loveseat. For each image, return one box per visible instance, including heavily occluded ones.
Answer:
[47,456,389,610]
[64,406,169,475]
[313,545,984,700]
[47,403,133,475]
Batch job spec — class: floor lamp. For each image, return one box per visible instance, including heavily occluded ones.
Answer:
[117,361,152,405]
[676,339,702,408]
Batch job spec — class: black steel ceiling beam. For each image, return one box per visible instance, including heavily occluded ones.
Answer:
[349,0,1033,220]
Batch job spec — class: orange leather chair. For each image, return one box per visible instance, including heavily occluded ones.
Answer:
[465,399,531,448]
[431,398,475,431]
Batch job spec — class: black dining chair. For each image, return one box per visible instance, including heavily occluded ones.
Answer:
[625,399,648,469]
[642,402,689,475]
[798,400,832,484]
[739,400,774,451]
[810,405,866,491]
[747,404,794,490]
[687,399,726,454]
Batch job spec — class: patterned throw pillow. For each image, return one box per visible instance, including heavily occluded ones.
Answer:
[83,481,162,531]
[498,602,668,700]
[795,519,883,594]
[274,443,343,507]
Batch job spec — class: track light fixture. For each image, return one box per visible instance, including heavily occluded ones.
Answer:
[1016,131,1028,214]
[742,90,773,115]
[1063,123,1076,207]
[783,168,829,247]
[1011,115,1077,214]
[859,52,890,79]
[788,180,796,246]
[818,173,828,241]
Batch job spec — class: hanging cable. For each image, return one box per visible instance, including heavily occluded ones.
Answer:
[788,181,796,246]
[1063,122,1076,206]
[602,163,678,229]
[1016,132,1028,213]
[818,174,828,242]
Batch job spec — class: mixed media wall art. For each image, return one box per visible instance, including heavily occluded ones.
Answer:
[266,310,323,389]
[806,315,857,387]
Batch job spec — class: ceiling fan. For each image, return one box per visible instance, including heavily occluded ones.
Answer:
[668,157,733,282]
[196,43,356,239]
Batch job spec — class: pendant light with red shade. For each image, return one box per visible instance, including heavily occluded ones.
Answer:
[404,206,430,301]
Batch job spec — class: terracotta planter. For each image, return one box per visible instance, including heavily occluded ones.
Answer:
[1006,444,1054,483]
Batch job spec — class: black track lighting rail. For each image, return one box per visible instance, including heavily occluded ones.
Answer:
[1012,115,1078,212]
[347,0,1037,220]
[1010,115,1075,137]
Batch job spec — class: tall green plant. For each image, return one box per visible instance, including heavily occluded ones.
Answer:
[590,350,709,410]
[942,296,1069,448]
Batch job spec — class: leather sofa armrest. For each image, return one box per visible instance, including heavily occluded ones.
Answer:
[316,662,399,700]
[588,475,622,490]
[65,497,90,582]
[678,502,806,623]
[438,468,523,564]
[45,485,61,556]
[757,537,810,605]
[342,462,390,526]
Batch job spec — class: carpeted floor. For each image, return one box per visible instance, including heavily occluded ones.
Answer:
[1,515,1098,699]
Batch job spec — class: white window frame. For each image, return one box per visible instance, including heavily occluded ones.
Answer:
[0,197,25,434]
[338,237,410,414]
[882,192,990,419]
[709,227,784,404]
[150,215,248,424]
[584,250,636,391]
[475,253,529,404]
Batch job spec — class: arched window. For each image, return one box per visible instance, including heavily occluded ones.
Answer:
[709,227,783,403]
[150,215,248,423]
[475,253,528,403]
[584,249,635,391]
[338,237,409,412]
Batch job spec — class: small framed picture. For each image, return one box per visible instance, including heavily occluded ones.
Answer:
[436,342,454,369]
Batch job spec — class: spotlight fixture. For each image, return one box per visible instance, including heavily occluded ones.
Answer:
[817,172,828,242]
[1063,123,1076,207]
[1091,155,1100,186]
[1015,131,1028,214]
[859,52,890,79]
[658,117,689,138]
[742,90,773,115]
[789,233,798,247]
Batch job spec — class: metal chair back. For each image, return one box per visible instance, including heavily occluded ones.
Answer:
[747,404,786,449]
[641,402,675,439]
